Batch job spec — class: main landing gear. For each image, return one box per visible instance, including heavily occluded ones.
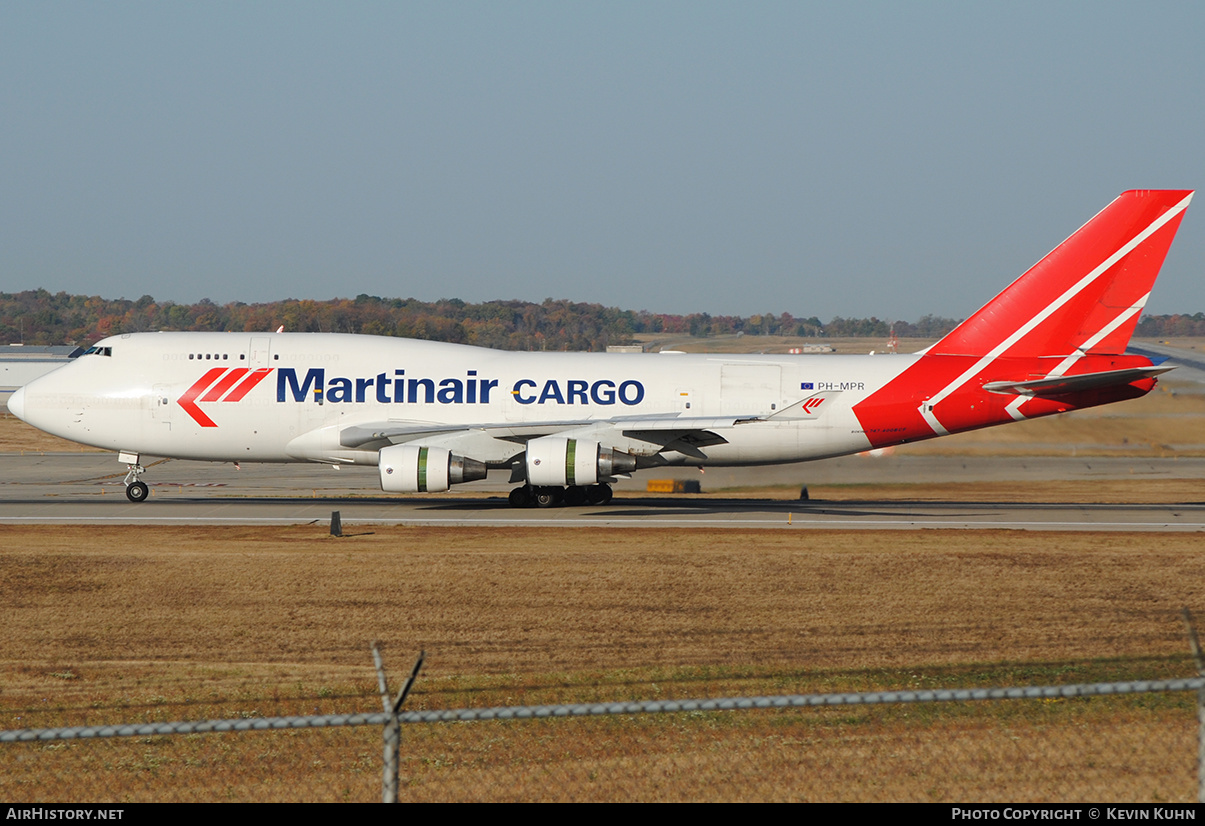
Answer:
[508,484,613,508]
[121,454,149,503]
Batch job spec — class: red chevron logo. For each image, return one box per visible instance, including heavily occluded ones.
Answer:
[178,368,274,427]
[801,397,825,414]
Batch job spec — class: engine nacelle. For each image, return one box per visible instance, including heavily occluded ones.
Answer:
[378,444,487,493]
[525,437,636,486]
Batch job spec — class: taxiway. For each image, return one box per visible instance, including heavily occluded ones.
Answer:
[1,451,1201,531]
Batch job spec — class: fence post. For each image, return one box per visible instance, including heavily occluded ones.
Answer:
[1181,608,1204,804]
[372,644,425,804]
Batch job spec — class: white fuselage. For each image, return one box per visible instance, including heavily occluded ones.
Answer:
[13,331,906,471]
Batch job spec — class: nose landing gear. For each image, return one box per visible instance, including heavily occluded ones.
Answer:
[121,453,149,503]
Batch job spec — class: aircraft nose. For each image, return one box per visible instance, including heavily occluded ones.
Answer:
[7,385,25,422]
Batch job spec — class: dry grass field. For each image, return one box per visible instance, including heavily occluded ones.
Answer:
[3,525,1202,692]
[2,707,1193,802]
[0,413,104,454]
[1,525,1201,801]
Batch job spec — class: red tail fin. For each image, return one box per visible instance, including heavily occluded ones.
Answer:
[930,190,1193,358]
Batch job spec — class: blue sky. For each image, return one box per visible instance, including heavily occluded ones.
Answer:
[4,2,1202,320]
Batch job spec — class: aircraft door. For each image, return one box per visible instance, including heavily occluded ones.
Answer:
[719,364,782,415]
[249,337,272,368]
[150,384,174,428]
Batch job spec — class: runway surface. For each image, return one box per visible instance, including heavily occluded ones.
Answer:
[2,451,1202,531]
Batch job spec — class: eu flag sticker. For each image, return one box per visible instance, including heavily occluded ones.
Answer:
[801,382,814,390]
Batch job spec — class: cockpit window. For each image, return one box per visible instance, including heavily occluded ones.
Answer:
[83,346,112,357]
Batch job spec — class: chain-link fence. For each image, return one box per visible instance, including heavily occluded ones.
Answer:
[3,676,1202,802]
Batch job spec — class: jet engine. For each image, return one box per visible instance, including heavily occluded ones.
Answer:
[378,444,487,493]
[525,437,636,486]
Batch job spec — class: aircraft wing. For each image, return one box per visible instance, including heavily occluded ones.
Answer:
[338,414,756,449]
[337,390,842,449]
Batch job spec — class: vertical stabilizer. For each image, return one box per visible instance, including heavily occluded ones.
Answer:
[930,190,1193,358]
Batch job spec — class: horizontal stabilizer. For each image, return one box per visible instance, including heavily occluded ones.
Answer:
[983,366,1171,397]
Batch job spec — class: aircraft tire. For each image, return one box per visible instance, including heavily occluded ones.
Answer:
[534,488,561,508]
[564,485,588,506]
[126,481,149,503]
[508,486,532,508]
[586,483,612,505]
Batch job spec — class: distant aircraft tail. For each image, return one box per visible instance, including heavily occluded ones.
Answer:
[929,190,1193,358]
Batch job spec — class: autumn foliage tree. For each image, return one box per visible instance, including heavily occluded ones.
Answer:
[4,289,1193,350]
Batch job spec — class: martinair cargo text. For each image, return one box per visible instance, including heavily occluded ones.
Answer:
[9,190,1194,507]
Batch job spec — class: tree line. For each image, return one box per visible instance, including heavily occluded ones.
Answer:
[0,289,1199,350]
